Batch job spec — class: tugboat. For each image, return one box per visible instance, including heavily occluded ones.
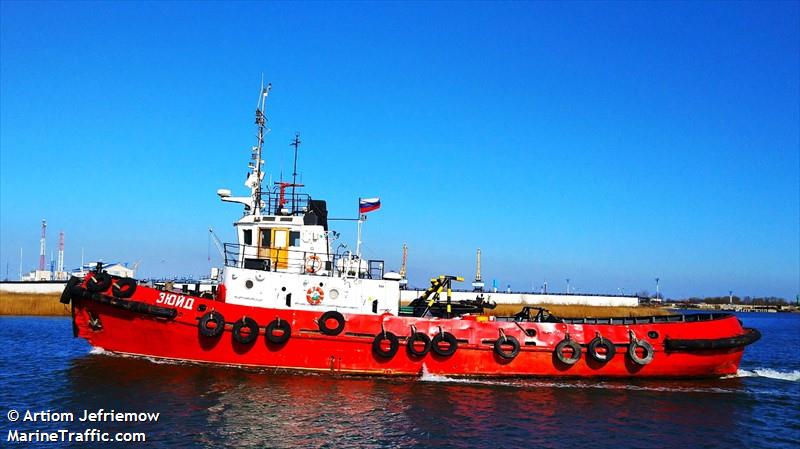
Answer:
[61,86,760,378]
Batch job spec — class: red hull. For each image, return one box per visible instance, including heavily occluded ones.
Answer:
[67,279,755,378]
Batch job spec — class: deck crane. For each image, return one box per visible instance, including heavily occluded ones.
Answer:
[208,228,225,262]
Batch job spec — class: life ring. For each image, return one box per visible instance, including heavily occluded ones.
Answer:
[318,311,345,335]
[554,336,582,365]
[111,277,137,298]
[86,272,112,293]
[372,332,399,358]
[406,332,432,357]
[305,255,322,273]
[198,311,225,338]
[265,318,291,344]
[494,336,521,360]
[628,338,655,365]
[588,336,616,363]
[232,317,259,345]
[431,332,458,357]
[306,286,324,305]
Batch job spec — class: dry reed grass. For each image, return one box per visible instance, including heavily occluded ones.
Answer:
[0,292,70,316]
[2,292,670,319]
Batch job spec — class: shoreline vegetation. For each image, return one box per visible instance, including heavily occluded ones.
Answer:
[0,293,71,316]
[1,292,671,318]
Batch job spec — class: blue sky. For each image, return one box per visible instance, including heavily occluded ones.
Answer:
[1,1,798,299]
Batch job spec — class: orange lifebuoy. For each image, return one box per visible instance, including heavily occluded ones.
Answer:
[305,255,322,273]
[306,286,324,305]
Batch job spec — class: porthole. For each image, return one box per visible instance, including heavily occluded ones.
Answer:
[330,289,340,300]
[525,329,536,337]
[281,286,287,291]
[647,331,659,339]
[245,280,254,289]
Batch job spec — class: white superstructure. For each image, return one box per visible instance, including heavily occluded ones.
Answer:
[216,84,400,315]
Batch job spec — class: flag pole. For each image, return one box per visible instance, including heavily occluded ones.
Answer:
[356,198,363,261]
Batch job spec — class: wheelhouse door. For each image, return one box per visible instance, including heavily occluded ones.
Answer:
[270,228,290,270]
[258,228,272,267]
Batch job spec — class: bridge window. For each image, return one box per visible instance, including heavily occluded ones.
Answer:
[260,229,271,248]
[243,230,252,245]
[290,231,300,247]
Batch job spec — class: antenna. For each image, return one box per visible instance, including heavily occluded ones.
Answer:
[290,133,301,212]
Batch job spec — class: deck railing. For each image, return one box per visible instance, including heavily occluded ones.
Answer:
[223,243,385,280]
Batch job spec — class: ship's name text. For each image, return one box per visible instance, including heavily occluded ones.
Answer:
[157,292,194,310]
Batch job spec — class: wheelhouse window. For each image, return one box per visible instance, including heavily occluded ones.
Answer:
[260,229,271,248]
[290,231,300,247]
[243,229,252,245]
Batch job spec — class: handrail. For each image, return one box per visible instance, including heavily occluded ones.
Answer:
[222,243,385,280]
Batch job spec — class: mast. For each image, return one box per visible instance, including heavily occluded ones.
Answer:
[290,133,301,213]
[251,83,271,216]
[217,83,275,215]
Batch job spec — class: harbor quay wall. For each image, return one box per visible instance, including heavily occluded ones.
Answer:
[400,290,639,307]
[0,281,67,294]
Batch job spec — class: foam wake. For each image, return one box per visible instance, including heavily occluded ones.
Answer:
[419,364,483,384]
[737,368,800,382]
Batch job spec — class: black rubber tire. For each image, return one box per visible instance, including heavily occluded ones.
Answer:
[406,332,432,357]
[86,272,112,293]
[318,311,346,336]
[111,277,137,298]
[587,336,617,363]
[232,317,259,345]
[555,337,582,365]
[628,339,655,365]
[60,276,81,304]
[431,332,458,357]
[372,332,399,358]
[494,336,521,360]
[265,319,291,344]
[198,311,225,338]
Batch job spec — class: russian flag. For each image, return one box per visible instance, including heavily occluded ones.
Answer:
[359,197,381,214]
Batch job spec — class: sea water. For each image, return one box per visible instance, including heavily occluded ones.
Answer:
[0,312,797,448]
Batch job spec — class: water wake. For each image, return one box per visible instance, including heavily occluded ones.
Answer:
[418,365,738,393]
[736,368,800,382]
[419,364,487,384]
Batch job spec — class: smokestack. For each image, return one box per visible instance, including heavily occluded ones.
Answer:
[57,231,64,274]
[38,219,47,271]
